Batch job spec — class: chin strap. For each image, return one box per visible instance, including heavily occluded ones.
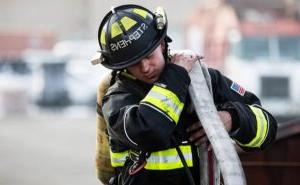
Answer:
[172,137,196,185]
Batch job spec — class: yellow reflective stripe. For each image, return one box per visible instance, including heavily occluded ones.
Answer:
[120,16,137,31]
[110,16,137,38]
[109,146,193,170]
[145,145,193,170]
[142,85,184,123]
[144,94,180,122]
[151,86,183,109]
[110,150,128,167]
[111,22,122,38]
[132,8,148,19]
[237,106,268,148]
[100,30,106,45]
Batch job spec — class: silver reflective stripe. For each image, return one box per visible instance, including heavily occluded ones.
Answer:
[148,91,181,115]
[111,146,193,170]
[110,150,128,167]
[147,153,192,163]
[144,145,193,170]
[111,156,127,164]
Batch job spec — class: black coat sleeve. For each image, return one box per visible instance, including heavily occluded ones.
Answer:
[209,68,278,151]
[102,64,191,152]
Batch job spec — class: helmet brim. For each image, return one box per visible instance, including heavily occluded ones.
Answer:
[101,33,169,70]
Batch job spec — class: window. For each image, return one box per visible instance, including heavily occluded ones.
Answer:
[278,37,300,61]
[231,36,270,61]
[231,35,300,62]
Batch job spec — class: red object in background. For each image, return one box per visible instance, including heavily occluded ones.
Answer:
[0,31,55,60]
[241,19,300,37]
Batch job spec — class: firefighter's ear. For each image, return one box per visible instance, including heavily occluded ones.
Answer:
[160,41,166,52]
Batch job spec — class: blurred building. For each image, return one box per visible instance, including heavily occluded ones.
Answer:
[185,0,300,69]
[185,0,300,117]
[185,0,239,69]
[0,0,201,113]
[0,0,200,40]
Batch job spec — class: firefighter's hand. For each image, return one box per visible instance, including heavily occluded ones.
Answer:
[170,50,200,72]
[218,111,233,132]
[186,121,207,146]
[186,111,232,146]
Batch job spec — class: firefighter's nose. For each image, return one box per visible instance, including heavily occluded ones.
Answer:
[140,59,150,73]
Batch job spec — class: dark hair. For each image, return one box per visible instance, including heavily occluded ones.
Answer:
[163,37,171,62]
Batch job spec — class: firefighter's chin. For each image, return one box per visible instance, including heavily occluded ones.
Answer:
[143,75,159,84]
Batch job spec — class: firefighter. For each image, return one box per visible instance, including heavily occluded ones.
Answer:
[94,4,277,185]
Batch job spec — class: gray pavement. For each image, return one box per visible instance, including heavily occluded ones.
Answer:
[0,110,102,185]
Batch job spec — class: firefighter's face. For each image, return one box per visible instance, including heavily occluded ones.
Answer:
[127,44,165,84]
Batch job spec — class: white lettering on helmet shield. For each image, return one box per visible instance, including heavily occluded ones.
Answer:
[120,40,127,48]
[110,44,117,51]
[129,34,135,41]
[133,30,141,40]
[141,23,147,30]
[110,23,149,52]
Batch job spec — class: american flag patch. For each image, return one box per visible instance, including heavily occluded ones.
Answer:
[230,82,245,96]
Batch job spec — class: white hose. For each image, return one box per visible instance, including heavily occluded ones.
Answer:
[189,62,246,185]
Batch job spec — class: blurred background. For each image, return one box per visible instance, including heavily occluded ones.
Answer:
[0,0,300,185]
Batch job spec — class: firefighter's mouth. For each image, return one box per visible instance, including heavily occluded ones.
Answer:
[145,73,156,79]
